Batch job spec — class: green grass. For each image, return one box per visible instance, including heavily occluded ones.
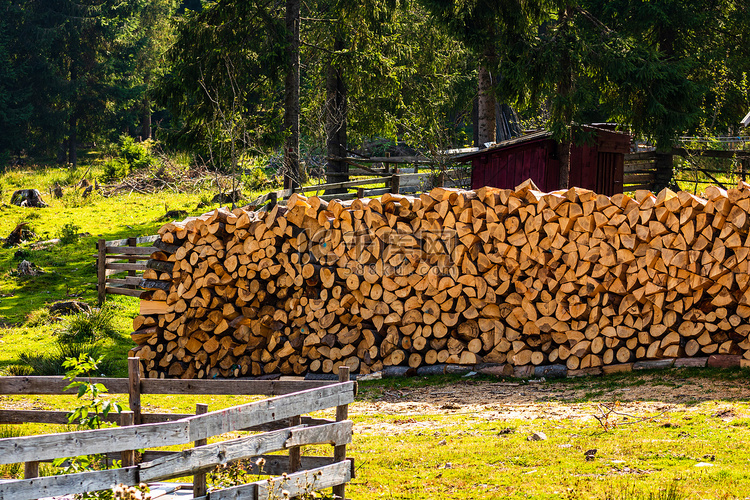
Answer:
[0,158,252,376]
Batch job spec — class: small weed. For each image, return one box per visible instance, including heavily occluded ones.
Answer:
[601,479,685,500]
[25,307,54,327]
[1,364,34,375]
[58,222,81,245]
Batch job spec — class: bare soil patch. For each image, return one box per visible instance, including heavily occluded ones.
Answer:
[353,374,750,433]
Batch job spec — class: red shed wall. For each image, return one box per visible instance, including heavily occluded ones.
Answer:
[470,139,559,192]
[469,129,629,194]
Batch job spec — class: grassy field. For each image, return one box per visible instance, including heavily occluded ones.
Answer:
[1,159,750,498]
[3,371,750,498]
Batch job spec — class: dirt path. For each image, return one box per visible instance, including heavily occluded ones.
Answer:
[351,374,750,430]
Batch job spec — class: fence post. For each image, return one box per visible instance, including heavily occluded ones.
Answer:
[97,239,106,305]
[390,174,401,195]
[120,411,135,467]
[193,403,209,498]
[128,357,142,426]
[289,415,302,472]
[127,237,137,283]
[384,152,390,174]
[23,460,39,480]
[332,366,350,500]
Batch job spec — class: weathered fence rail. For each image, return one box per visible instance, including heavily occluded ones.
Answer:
[0,362,355,500]
[97,234,160,304]
[624,148,750,193]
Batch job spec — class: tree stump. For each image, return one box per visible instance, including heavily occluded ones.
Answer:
[11,189,47,208]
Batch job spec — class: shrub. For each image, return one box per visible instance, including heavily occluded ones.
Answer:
[25,307,53,327]
[19,341,108,376]
[102,157,129,182]
[56,306,118,344]
[119,136,155,171]
[58,223,81,246]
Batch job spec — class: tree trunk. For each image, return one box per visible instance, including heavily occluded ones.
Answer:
[477,64,496,146]
[68,49,78,168]
[472,97,479,147]
[68,112,77,168]
[325,37,348,194]
[142,97,152,141]
[558,135,571,189]
[556,4,573,189]
[283,0,301,191]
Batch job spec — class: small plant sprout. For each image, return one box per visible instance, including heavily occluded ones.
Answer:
[62,353,122,431]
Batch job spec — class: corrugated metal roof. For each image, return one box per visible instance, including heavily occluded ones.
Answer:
[455,130,552,161]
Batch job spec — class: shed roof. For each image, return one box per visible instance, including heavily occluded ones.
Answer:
[455,130,552,162]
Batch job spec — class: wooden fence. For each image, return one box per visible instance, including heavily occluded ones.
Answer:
[624,148,750,193]
[97,235,161,305]
[0,359,355,500]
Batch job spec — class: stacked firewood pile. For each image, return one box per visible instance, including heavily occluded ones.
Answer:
[131,181,750,378]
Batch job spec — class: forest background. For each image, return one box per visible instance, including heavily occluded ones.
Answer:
[0,0,749,183]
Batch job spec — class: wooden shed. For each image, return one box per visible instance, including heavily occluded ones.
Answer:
[461,126,631,195]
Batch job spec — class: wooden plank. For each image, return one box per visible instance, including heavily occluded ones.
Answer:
[332,155,433,164]
[0,409,107,425]
[361,188,390,197]
[624,151,657,161]
[623,164,656,173]
[107,276,143,287]
[672,147,750,159]
[0,409,199,425]
[209,461,352,500]
[105,268,142,278]
[0,377,337,398]
[105,254,151,261]
[312,192,357,201]
[105,235,159,247]
[105,246,157,255]
[284,420,352,447]
[0,376,129,395]
[296,176,392,193]
[105,287,144,297]
[0,421,190,465]
[623,172,656,182]
[242,455,337,476]
[623,183,654,191]
[186,381,356,441]
[105,262,147,272]
[140,427,297,483]
[139,422,350,483]
[0,466,138,500]
[139,378,335,396]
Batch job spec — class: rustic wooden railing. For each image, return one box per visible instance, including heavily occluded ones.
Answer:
[0,361,355,500]
[97,235,160,305]
[246,167,469,208]
[624,148,750,193]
